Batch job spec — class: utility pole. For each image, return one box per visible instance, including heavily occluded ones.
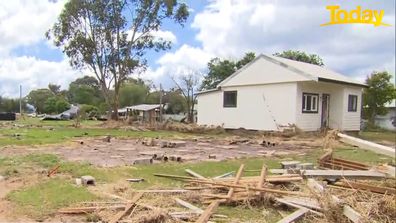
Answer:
[19,85,22,116]
[159,83,163,122]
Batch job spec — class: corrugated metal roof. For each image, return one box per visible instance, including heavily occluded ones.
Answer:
[217,54,366,89]
[125,104,161,111]
[265,55,365,86]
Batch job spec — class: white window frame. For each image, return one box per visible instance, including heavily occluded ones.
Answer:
[302,93,319,113]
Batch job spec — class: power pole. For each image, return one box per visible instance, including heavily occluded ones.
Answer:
[159,84,163,122]
[19,85,22,116]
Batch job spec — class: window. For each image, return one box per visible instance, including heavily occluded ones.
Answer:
[302,93,319,113]
[348,95,358,112]
[223,91,237,107]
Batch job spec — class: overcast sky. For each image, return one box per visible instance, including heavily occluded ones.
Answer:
[0,0,394,97]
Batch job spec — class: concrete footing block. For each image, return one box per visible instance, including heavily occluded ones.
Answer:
[81,176,95,186]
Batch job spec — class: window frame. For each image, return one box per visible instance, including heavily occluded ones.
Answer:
[223,91,237,108]
[302,92,319,113]
[348,94,358,112]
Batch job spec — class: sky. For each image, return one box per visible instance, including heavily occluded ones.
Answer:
[0,0,395,98]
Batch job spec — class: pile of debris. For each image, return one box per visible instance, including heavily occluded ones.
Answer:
[58,151,395,223]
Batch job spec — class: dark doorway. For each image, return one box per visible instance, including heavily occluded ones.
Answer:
[321,94,330,128]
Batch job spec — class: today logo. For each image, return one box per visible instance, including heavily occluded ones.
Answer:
[321,5,392,27]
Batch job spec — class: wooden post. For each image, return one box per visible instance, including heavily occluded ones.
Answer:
[109,192,144,223]
[195,200,220,223]
[226,164,245,200]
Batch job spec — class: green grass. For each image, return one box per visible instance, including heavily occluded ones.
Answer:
[0,127,192,146]
[7,178,97,220]
[3,145,393,220]
[358,131,395,144]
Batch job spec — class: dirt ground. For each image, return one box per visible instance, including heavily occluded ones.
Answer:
[0,135,324,167]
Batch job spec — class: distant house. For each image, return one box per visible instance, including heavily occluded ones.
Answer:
[196,54,366,131]
[119,104,162,123]
[374,100,396,131]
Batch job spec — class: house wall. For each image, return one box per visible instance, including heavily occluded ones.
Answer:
[341,87,363,131]
[296,81,362,131]
[197,82,297,131]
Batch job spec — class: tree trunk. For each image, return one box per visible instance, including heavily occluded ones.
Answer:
[112,92,119,121]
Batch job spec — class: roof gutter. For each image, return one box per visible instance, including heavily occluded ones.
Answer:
[318,77,367,88]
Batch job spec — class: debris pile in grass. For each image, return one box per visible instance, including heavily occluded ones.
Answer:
[57,149,395,223]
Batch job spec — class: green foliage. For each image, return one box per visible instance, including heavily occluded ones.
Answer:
[145,91,161,104]
[201,52,256,90]
[166,91,187,114]
[273,50,324,66]
[47,0,189,119]
[48,83,61,95]
[119,82,149,107]
[79,104,99,119]
[68,76,104,106]
[363,71,396,122]
[43,97,70,114]
[0,96,26,113]
[27,89,54,114]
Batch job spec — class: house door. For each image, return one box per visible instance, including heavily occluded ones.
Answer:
[321,94,330,128]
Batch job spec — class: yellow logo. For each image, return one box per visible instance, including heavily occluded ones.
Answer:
[321,5,391,27]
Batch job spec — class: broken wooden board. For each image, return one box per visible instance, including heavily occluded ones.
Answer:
[338,133,395,158]
[185,169,207,179]
[333,181,396,195]
[276,208,309,223]
[108,192,144,223]
[175,198,203,214]
[195,200,220,223]
[212,171,234,179]
[302,170,387,179]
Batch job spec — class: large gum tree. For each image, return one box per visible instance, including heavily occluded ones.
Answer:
[47,0,189,119]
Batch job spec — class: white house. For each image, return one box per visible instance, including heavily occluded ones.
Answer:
[196,54,366,132]
[374,100,396,131]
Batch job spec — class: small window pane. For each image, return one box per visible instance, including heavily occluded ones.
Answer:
[223,91,237,107]
[348,95,357,112]
[302,93,318,113]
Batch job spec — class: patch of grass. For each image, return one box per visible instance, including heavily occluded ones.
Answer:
[358,131,395,144]
[7,178,97,220]
[334,146,394,165]
[0,127,190,146]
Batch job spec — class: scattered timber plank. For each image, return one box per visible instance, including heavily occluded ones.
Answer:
[282,196,322,210]
[109,192,144,223]
[58,205,125,214]
[343,205,363,223]
[307,179,363,223]
[185,169,207,179]
[318,150,332,163]
[276,208,309,223]
[226,164,245,199]
[257,163,268,189]
[302,170,387,179]
[47,164,60,177]
[212,171,235,179]
[333,181,396,195]
[175,198,203,214]
[275,198,323,216]
[154,173,196,180]
[185,179,308,196]
[338,133,395,158]
[195,200,220,223]
[133,189,188,193]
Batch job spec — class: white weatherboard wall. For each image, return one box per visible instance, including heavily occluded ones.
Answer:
[296,81,362,131]
[197,83,297,130]
[342,87,363,131]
